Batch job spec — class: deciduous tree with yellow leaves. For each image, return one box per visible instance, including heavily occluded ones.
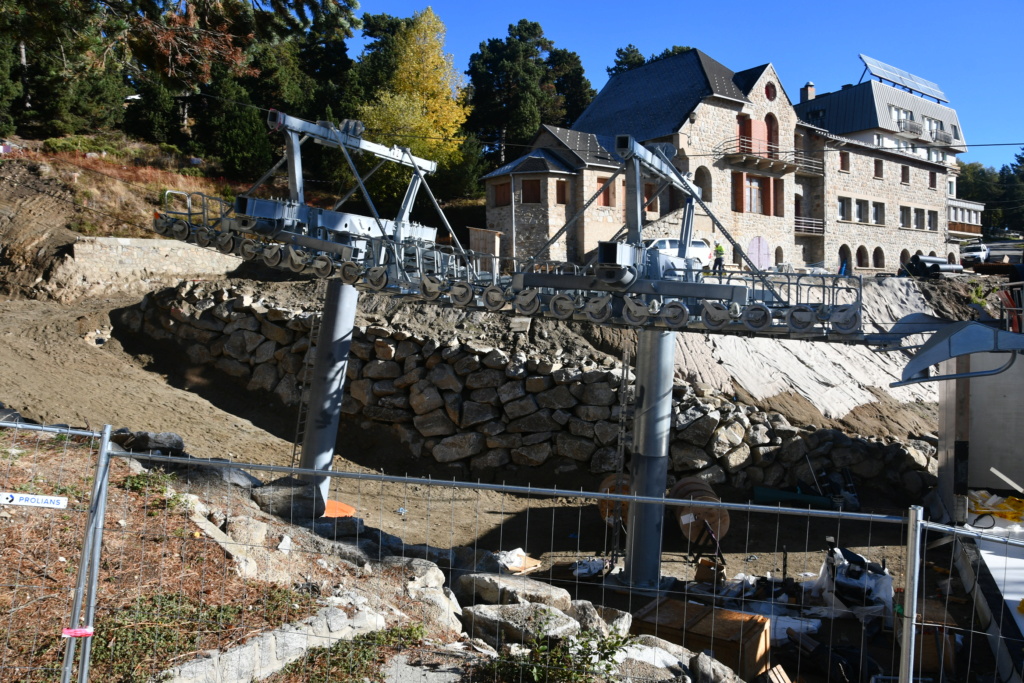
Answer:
[357,8,469,173]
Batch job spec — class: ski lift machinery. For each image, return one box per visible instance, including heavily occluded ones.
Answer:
[157,109,1004,590]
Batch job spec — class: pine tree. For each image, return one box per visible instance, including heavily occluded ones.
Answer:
[466,20,591,164]
[192,69,273,178]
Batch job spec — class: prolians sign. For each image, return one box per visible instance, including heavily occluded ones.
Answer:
[0,492,68,509]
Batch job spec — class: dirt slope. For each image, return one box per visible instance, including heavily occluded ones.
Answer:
[0,296,293,461]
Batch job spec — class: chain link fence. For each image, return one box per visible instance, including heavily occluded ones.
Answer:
[1,419,1021,682]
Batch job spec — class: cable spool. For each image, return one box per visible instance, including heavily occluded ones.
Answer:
[669,478,730,544]
[597,473,631,528]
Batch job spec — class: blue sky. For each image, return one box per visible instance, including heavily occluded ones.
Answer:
[351,0,1022,170]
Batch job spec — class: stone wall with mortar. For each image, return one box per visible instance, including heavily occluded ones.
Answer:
[44,237,241,301]
[116,281,939,498]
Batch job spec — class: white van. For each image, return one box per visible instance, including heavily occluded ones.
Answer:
[644,238,713,268]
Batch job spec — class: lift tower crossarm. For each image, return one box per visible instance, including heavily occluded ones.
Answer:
[267,110,437,173]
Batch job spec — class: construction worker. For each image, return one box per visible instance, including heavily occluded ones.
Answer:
[712,242,725,276]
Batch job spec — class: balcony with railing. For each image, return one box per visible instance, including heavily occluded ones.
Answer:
[930,128,954,145]
[896,118,924,139]
[794,217,825,235]
[714,137,802,174]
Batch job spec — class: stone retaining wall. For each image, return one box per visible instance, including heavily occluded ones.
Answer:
[46,237,241,301]
[117,281,938,496]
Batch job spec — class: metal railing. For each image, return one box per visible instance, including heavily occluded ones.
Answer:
[930,129,954,145]
[794,216,825,235]
[897,119,924,138]
[713,138,825,175]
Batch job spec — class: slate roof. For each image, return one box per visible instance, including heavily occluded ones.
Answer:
[480,147,576,180]
[794,80,967,152]
[482,126,621,180]
[732,64,769,97]
[572,49,749,142]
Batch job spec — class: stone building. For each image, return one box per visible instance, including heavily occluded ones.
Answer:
[483,50,978,272]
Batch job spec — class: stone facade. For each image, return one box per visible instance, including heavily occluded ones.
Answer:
[485,60,958,272]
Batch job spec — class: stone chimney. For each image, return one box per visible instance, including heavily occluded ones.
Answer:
[800,82,815,103]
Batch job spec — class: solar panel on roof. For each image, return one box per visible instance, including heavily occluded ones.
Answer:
[859,54,947,102]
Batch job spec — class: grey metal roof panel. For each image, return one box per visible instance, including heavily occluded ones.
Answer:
[572,49,747,142]
[794,81,967,150]
[481,148,576,180]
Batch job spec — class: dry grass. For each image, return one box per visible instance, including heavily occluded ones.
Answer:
[0,430,323,682]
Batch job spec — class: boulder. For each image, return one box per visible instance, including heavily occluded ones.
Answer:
[670,443,713,472]
[432,433,487,463]
[511,442,552,466]
[708,422,745,458]
[413,409,457,437]
[462,603,578,648]
[459,573,572,611]
[536,385,578,410]
[589,447,623,474]
[556,433,597,462]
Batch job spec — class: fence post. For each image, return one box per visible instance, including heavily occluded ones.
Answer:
[899,504,923,683]
[60,425,112,683]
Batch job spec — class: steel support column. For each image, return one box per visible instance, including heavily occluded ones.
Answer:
[624,328,676,589]
[299,280,358,503]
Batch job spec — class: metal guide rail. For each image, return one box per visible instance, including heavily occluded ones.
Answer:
[153,111,864,340]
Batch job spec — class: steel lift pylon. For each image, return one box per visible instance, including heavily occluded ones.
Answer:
[155,110,871,589]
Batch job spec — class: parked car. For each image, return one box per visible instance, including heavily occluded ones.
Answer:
[644,238,713,268]
[960,243,990,265]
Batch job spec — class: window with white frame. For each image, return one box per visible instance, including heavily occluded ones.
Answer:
[856,199,869,223]
[924,116,943,133]
[889,105,913,122]
[872,202,885,225]
[838,197,852,221]
[900,206,911,228]
[873,134,884,147]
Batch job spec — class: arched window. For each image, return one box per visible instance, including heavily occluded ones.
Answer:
[915,250,924,257]
[856,246,869,268]
[900,250,911,264]
[839,245,852,275]
[765,114,779,158]
[693,166,713,203]
[947,252,957,264]
[928,251,937,257]
[872,247,885,268]
[775,246,784,265]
